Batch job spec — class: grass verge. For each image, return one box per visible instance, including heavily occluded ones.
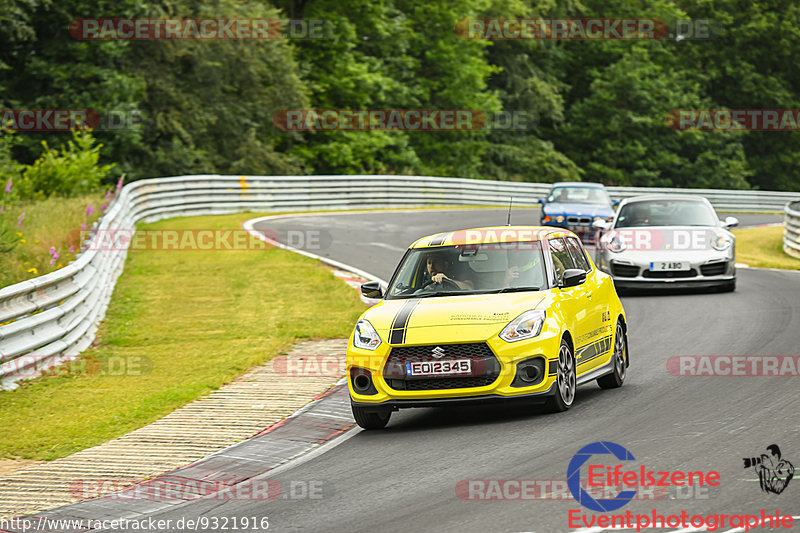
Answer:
[733,225,800,270]
[0,194,106,287]
[0,212,366,460]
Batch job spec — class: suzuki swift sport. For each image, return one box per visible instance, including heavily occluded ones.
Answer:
[347,226,629,429]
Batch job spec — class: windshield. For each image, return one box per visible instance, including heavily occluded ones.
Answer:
[615,199,718,228]
[386,243,546,299]
[547,186,610,205]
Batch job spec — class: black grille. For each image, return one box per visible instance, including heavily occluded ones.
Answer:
[611,263,639,277]
[642,268,697,278]
[700,262,727,276]
[567,217,592,225]
[383,343,500,390]
[392,376,498,390]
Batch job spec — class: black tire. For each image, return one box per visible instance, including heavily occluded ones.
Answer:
[544,338,576,413]
[351,404,391,430]
[719,279,736,293]
[597,320,628,389]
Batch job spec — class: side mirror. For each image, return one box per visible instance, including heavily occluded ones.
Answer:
[612,199,620,207]
[538,198,545,205]
[360,281,383,299]
[722,216,739,229]
[592,219,611,230]
[561,269,587,288]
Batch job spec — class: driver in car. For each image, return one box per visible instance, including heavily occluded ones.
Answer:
[426,252,474,290]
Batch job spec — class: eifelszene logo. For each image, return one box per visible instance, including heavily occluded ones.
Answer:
[744,444,794,495]
[567,441,721,512]
[568,441,638,512]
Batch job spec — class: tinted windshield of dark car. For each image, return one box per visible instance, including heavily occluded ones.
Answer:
[615,200,718,227]
[547,186,610,205]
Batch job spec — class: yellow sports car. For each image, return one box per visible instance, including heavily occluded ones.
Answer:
[347,226,628,429]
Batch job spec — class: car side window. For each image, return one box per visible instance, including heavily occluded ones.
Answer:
[548,237,576,283]
[566,237,591,272]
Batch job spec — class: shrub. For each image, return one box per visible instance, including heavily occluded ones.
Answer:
[16,131,115,199]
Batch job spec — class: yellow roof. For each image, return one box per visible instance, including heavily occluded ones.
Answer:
[409,225,577,249]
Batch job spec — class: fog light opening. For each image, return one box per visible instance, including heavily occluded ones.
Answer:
[353,374,372,393]
[519,363,542,383]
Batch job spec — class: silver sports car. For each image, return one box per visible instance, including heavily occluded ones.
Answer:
[592,195,738,292]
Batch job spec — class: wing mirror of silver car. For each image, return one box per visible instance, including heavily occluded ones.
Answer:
[592,219,611,230]
[722,216,739,229]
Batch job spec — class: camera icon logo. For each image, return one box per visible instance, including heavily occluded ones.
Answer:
[743,444,794,495]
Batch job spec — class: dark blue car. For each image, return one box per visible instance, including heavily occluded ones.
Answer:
[538,182,617,243]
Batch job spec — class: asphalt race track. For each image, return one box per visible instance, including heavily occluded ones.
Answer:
[136,209,800,531]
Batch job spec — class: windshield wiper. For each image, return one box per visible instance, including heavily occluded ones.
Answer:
[494,286,541,293]
[416,291,469,298]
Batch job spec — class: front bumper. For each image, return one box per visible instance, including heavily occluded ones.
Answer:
[351,382,556,411]
[596,250,736,290]
[611,277,734,290]
[347,331,562,407]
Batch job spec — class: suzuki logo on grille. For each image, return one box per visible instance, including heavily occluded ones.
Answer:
[431,346,446,358]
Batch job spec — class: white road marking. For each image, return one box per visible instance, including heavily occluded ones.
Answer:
[366,241,406,252]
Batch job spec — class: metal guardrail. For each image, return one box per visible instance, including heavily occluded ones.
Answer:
[0,174,797,388]
[784,200,800,260]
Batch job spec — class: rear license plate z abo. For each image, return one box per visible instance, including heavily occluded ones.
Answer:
[406,360,471,376]
[650,261,688,271]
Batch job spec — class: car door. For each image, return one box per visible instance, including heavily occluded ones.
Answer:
[547,237,593,370]
[566,236,614,373]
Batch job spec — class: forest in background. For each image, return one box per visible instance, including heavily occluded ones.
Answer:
[2,0,800,192]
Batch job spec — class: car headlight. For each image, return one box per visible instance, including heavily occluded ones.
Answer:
[712,233,733,251]
[604,232,626,253]
[353,319,382,350]
[556,215,565,223]
[500,310,546,342]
